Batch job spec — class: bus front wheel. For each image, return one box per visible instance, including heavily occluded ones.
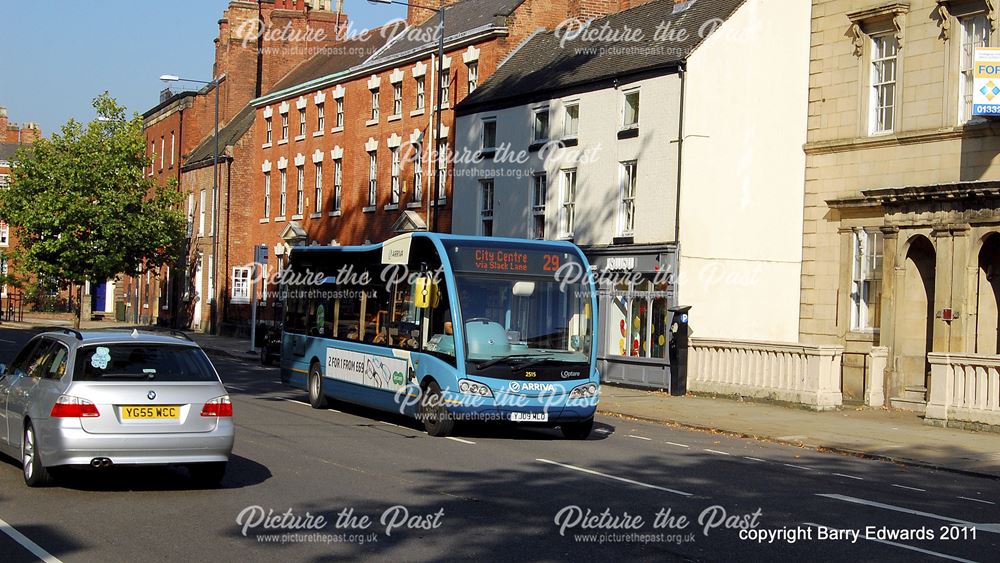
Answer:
[309,363,329,409]
[420,381,455,437]
[560,418,594,440]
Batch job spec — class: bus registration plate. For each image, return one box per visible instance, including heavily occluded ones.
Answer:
[511,412,548,422]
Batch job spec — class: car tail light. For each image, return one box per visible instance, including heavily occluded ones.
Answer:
[201,395,233,417]
[50,395,100,418]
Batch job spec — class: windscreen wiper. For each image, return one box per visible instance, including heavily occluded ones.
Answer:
[475,354,550,370]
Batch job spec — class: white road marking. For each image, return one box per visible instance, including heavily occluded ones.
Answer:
[666,442,690,448]
[704,449,731,456]
[803,522,977,563]
[0,516,63,563]
[817,493,1000,534]
[445,437,476,445]
[891,484,926,492]
[832,473,864,481]
[958,496,996,506]
[282,398,342,413]
[379,421,410,430]
[537,458,693,497]
[783,463,813,471]
[743,456,767,462]
[628,435,651,441]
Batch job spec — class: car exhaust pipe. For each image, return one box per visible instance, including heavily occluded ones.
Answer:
[90,457,112,469]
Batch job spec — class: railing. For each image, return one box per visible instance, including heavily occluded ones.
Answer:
[688,338,844,410]
[926,353,1000,428]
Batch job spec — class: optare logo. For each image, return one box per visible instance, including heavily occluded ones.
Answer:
[560,371,580,379]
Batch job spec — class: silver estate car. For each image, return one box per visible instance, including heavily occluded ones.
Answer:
[0,328,234,487]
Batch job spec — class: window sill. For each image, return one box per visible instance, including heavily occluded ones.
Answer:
[846,330,880,342]
[410,109,425,117]
[278,139,288,146]
[406,201,423,209]
[291,214,304,220]
[617,127,639,140]
[384,204,399,211]
[312,131,324,138]
[366,118,379,127]
[331,126,344,134]
[262,143,272,149]
[275,217,286,222]
[434,103,451,111]
[612,236,634,245]
[387,114,402,122]
[433,198,447,207]
[362,206,376,213]
[294,135,306,142]
[328,210,342,217]
[259,218,270,224]
[309,212,323,219]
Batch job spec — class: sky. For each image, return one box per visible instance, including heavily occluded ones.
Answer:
[1,0,406,137]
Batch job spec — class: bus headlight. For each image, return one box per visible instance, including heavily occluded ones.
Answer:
[569,383,599,399]
[458,379,494,398]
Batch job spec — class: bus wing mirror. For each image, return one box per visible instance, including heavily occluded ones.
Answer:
[512,281,535,297]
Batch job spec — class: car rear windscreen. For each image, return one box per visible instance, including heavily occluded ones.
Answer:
[73,344,218,382]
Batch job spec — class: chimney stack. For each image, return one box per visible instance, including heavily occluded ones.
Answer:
[0,107,7,135]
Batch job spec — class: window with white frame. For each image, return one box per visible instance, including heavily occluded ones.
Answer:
[482,119,497,150]
[314,162,323,213]
[564,102,579,138]
[851,229,883,331]
[296,165,304,216]
[532,108,549,142]
[279,169,287,216]
[437,140,447,201]
[0,222,8,246]
[170,132,175,167]
[187,192,194,235]
[149,142,155,175]
[371,88,380,121]
[416,77,425,110]
[390,147,401,205]
[441,71,451,106]
[317,102,325,131]
[1,255,8,297]
[368,150,378,207]
[870,33,898,134]
[263,172,271,217]
[393,83,402,116]
[467,62,478,93]
[198,189,206,236]
[412,143,423,202]
[333,158,343,212]
[265,117,273,144]
[281,114,289,140]
[960,14,990,123]
[480,179,494,236]
[231,267,251,304]
[622,89,640,129]
[618,161,637,236]
[298,108,307,137]
[559,169,577,238]
[336,98,344,128]
[532,173,547,240]
[208,255,215,304]
[159,137,165,169]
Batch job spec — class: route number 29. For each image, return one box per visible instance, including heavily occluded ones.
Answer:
[543,254,560,272]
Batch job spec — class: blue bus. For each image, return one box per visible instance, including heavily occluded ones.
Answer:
[279,233,599,439]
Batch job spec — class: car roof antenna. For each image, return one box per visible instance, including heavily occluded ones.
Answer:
[131,328,140,339]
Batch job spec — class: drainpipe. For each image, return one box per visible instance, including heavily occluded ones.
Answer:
[674,62,686,246]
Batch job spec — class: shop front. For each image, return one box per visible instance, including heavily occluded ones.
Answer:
[585,244,678,389]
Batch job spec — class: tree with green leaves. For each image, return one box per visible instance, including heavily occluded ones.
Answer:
[0,93,185,328]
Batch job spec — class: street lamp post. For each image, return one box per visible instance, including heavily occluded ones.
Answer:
[160,74,226,333]
[368,0,445,231]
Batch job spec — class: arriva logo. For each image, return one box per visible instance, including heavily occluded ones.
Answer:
[509,382,557,393]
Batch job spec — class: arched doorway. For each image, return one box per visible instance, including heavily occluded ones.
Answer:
[897,236,935,394]
[975,233,1000,354]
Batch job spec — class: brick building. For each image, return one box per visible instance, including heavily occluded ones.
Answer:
[139,0,349,331]
[0,106,41,301]
[247,0,652,262]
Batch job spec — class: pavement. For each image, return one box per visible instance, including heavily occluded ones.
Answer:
[168,329,1000,481]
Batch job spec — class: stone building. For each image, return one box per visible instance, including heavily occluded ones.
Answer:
[803,0,1000,424]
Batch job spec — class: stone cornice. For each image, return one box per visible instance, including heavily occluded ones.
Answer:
[847,2,910,54]
[804,121,1000,155]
